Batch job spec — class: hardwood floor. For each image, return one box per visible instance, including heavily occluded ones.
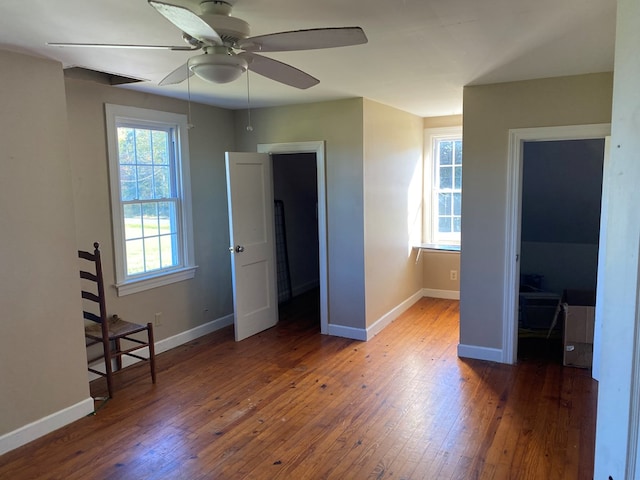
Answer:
[0,294,597,479]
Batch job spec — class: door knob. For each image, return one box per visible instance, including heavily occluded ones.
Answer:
[235,245,245,253]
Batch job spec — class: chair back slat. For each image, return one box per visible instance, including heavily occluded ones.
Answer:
[83,311,101,323]
[78,242,107,327]
[80,270,98,282]
[78,250,96,261]
[81,290,101,304]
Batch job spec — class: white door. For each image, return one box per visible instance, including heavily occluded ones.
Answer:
[225,152,278,341]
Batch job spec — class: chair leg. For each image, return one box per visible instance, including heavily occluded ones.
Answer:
[115,338,123,371]
[102,338,114,399]
[147,322,156,384]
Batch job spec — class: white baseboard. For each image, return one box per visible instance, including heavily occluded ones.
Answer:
[457,343,503,363]
[423,288,460,300]
[3,314,236,455]
[0,397,94,456]
[326,290,424,341]
[88,313,234,380]
[327,323,367,341]
[155,313,234,355]
[366,289,424,340]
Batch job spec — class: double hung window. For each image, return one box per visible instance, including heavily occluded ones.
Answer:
[424,127,462,247]
[105,104,196,295]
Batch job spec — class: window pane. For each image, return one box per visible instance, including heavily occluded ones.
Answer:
[439,140,453,166]
[118,128,136,164]
[154,166,171,198]
[142,203,159,237]
[158,201,177,235]
[440,166,453,189]
[123,204,143,240]
[125,238,144,275]
[144,237,161,271]
[439,216,451,232]
[160,234,178,268]
[152,130,169,165]
[454,166,462,190]
[453,216,461,233]
[439,193,452,215]
[453,193,461,215]
[120,164,137,201]
[135,129,152,164]
[137,166,154,200]
[454,140,462,165]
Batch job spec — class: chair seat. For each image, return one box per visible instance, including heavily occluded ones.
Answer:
[85,315,149,341]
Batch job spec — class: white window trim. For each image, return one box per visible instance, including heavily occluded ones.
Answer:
[424,125,463,247]
[105,104,197,296]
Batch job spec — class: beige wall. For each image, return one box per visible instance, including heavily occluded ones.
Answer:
[363,99,424,326]
[234,99,367,330]
[460,73,613,351]
[0,51,90,435]
[422,115,463,294]
[65,78,237,340]
[424,114,462,130]
[422,251,461,292]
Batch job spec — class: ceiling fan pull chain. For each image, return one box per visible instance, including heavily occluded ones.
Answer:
[246,68,253,132]
[187,62,194,129]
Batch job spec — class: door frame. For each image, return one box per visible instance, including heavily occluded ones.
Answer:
[503,123,611,365]
[258,141,329,334]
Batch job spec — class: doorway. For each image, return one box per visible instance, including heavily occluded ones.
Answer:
[258,141,329,334]
[517,139,605,363]
[503,124,610,366]
[272,152,321,327]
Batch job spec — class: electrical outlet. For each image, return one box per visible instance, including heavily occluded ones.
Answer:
[450,270,458,281]
[154,312,162,326]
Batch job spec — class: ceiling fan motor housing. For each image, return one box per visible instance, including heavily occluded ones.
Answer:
[198,1,250,45]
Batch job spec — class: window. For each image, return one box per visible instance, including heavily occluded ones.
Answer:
[424,126,462,247]
[105,104,196,296]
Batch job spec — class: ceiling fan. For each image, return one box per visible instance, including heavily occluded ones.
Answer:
[48,0,368,89]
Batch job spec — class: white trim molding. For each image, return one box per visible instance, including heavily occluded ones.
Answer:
[423,288,460,300]
[0,398,94,456]
[503,123,611,364]
[257,141,329,335]
[457,344,503,363]
[366,290,424,340]
[327,324,367,341]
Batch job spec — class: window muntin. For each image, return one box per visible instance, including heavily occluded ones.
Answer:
[106,105,196,296]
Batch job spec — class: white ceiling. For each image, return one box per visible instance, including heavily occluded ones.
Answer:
[0,0,616,117]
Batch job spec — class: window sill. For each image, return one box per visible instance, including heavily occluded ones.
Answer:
[414,244,460,264]
[115,266,198,296]
[416,243,460,252]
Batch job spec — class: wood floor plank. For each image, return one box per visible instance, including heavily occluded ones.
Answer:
[0,293,598,479]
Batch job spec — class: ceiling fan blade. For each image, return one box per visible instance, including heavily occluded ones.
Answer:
[238,52,319,89]
[238,27,368,52]
[148,0,222,45]
[159,62,193,86]
[47,42,197,51]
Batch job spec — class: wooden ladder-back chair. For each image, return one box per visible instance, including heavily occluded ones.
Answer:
[79,242,156,399]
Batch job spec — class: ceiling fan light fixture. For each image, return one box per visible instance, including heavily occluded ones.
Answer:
[189,52,248,84]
